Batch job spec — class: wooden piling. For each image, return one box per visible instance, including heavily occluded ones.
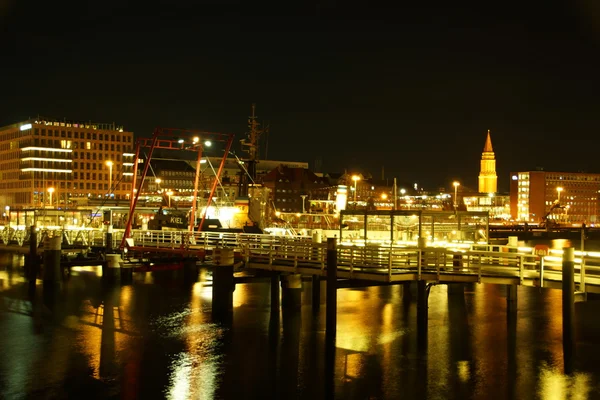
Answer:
[212,248,235,321]
[562,247,575,374]
[507,284,517,315]
[27,226,38,283]
[312,275,321,312]
[281,274,302,311]
[42,236,62,288]
[271,273,280,314]
[326,238,337,341]
[417,280,428,349]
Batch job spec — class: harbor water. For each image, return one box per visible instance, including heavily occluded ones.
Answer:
[0,240,600,399]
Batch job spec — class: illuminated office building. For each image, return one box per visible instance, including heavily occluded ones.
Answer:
[0,117,134,209]
[510,171,600,224]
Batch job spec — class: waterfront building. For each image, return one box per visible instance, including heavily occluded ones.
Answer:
[510,170,600,225]
[0,117,134,209]
[478,130,498,194]
[462,192,511,220]
[262,165,329,213]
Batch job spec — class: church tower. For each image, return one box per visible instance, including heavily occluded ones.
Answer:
[478,130,497,193]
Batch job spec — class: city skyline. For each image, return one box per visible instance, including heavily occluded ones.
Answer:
[2,2,599,191]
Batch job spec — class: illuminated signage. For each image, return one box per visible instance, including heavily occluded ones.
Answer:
[20,124,32,131]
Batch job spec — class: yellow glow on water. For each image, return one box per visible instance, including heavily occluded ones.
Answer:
[344,353,363,379]
[539,367,567,400]
[120,285,133,308]
[233,283,251,307]
[457,360,470,382]
[165,280,218,400]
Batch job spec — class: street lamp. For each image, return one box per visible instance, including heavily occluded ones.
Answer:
[47,187,55,207]
[557,187,563,203]
[300,194,308,213]
[155,178,162,192]
[453,181,460,210]
[105,160,113,195]
[352,175,360,202]
[166,190,173,207]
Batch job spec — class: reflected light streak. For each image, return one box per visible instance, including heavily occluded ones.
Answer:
[539,366,573,400]
[457,360,471,382]
[166,282,219,399]
[233,283,251,307]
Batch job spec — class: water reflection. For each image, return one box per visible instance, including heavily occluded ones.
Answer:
[0,252,599,398]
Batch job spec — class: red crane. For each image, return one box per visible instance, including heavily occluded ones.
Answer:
[119,127,234,250]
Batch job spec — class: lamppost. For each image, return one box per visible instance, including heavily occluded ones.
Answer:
[155,178,162,193]
[453,181,460,210]
[557,186,563,203]
[352,175,360,203]
[105,160,113,196]
[300,194,308,213]
[47,187,55,207]
[488,192,495,218]
[166,190,173,207]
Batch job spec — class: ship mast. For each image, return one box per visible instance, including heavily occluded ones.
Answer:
[239,103,267,196]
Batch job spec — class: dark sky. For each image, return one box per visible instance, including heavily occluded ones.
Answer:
[2,1,600,192]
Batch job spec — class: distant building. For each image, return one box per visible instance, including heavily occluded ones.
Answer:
[0,117,134,209]
[462,193,510,220]
[262,165,329,213]
[478,130,497,194]
[510,171,600,225]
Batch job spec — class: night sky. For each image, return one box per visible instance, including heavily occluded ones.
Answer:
[2,1,600,192]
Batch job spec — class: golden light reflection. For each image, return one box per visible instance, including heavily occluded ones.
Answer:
[143,273,154,284]
[233,283,251,307]
[543,290,563,370]
[120,285,133,308]
[457,360,470,382]
[539,366,569,400]
[344,353,362,380]
[166,277,218,399]
[77,302,103,378]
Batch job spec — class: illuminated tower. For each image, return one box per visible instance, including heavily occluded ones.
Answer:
[478,129,497,193]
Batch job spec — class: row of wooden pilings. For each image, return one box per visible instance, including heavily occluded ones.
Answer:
[210,238,580,374]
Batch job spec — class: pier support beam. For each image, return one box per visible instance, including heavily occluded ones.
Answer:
[417,280,428,349]
[183,258,198,283]
[212,264,235,321]
[326,238,337,342]
[281,274,302,311]
[507,285,517,315]
[311,275,321,312]
[103,254,122,282]
[43,236,62,290]
[105,226,113,254]
[402,282,412,302]
[562,247,575,374]
[271,273,280,314]
[448,283,465,296]
[26,226,38,287]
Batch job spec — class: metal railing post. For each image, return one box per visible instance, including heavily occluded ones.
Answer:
[540,256,545,288]
[388,250,393,280]
[518,255,524,284]
[580,255,586,293]
[417,249,422,279]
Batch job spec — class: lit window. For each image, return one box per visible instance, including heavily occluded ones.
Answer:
[86,142,91,149]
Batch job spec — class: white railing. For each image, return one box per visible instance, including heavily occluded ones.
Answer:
[4,227,600,291]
